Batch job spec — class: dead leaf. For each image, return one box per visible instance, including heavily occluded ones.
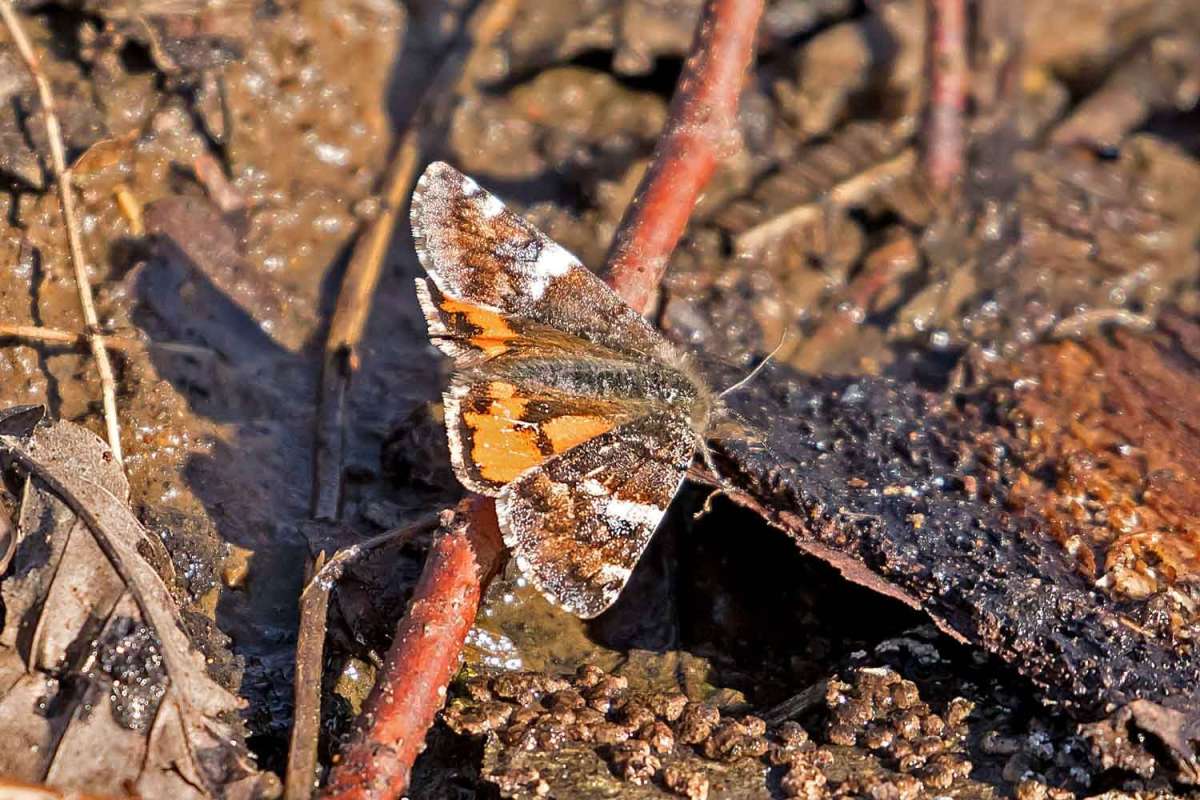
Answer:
[0,409,279,799]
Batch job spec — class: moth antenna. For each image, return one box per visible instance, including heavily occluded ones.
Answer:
[719,331,788,399]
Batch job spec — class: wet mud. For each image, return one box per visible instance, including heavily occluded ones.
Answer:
[1,0,1200,797]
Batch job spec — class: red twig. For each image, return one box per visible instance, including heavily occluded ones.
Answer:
[320,2,764,796]
[921,0,968,197]
[603,0,764,315]
[321,498,504,800]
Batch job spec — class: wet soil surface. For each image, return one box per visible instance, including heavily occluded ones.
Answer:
[1,0,1200,797]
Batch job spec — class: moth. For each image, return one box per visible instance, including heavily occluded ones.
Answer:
[412,161,718,618]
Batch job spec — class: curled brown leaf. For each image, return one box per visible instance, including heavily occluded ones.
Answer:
[0,411,278,799]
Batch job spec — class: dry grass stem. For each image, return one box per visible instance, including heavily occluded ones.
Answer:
[1,1,124,463]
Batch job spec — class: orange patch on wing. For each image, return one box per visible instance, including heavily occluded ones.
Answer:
[542,415,615,453]
[484,381,527,416]
[464,381,543,483]
[440,296,516,357]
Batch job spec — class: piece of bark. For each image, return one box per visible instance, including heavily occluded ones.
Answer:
[706,356,1200,780]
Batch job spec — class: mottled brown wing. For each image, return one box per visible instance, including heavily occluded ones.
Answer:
[444,377,646,496]
[496,413,696,618]
[411,161,674,362]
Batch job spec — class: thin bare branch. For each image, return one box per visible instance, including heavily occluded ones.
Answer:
[734,149,916,255]
[313,138,421,520]
[0,323,213,359]
[1,1,124,464]
[603,0,765,315]
[303,514,440,598]
[921,0,968,196]
[285,552,330,800]
[288,518,440,798]
[313,3,520,799]
[320,499,504,800]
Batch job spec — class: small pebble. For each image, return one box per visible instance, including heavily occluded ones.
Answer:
[463,676,492,702]
[487,765,539,793]
[442,700,513,735]
[776,720,809,748]
[676,702,720,744]
[864,723,894,750]
[638,720,675,754]
[780,757,826,799]
[547,688,585,711]
[894,711,922,740]
[662,764,709,800]
[610,739,660,785]
[592,721,631,745]
[621,700,656,730]
[826,722,857,746]
[575,663,606,688]
[702,720,769,761]
[946,697,975,727]
[891,681,920,709]
[921,713,945,736]
[510,706,539,727]
[914,735,945,757]
[650,691,689,722]
[534,674,571,694]
[741,715,766,736]
[574,706,605,726]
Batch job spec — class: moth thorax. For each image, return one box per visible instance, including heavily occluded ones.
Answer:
[689,390,715,435]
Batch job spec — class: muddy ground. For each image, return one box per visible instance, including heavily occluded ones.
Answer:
[1,0,1199,798]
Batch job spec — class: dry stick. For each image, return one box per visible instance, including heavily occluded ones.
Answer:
[603,0,764,314]
[1,2,123,464]
[1,323,125,349]
[733,148,916,256]
[790,232,919,372]
[921,0,968,197]
[312,140,421,520]
[761,679,830,724]
[285,513,439,800]
[311,0,517,521]
[1049,35,1197,150]
[0,323,213,359]
[1051,308,1155,340]
[287,551,331,800]
[305,514,440,593]
[320,1,764,798]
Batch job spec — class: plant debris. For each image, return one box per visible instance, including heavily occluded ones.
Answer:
[709,349,1200,783]
[448,661,989,798]
[0,408,277,799]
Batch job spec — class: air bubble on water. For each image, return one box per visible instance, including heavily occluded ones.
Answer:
[464,626,522,671]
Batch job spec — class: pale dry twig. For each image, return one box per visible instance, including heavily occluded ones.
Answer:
[1,1,124,463]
